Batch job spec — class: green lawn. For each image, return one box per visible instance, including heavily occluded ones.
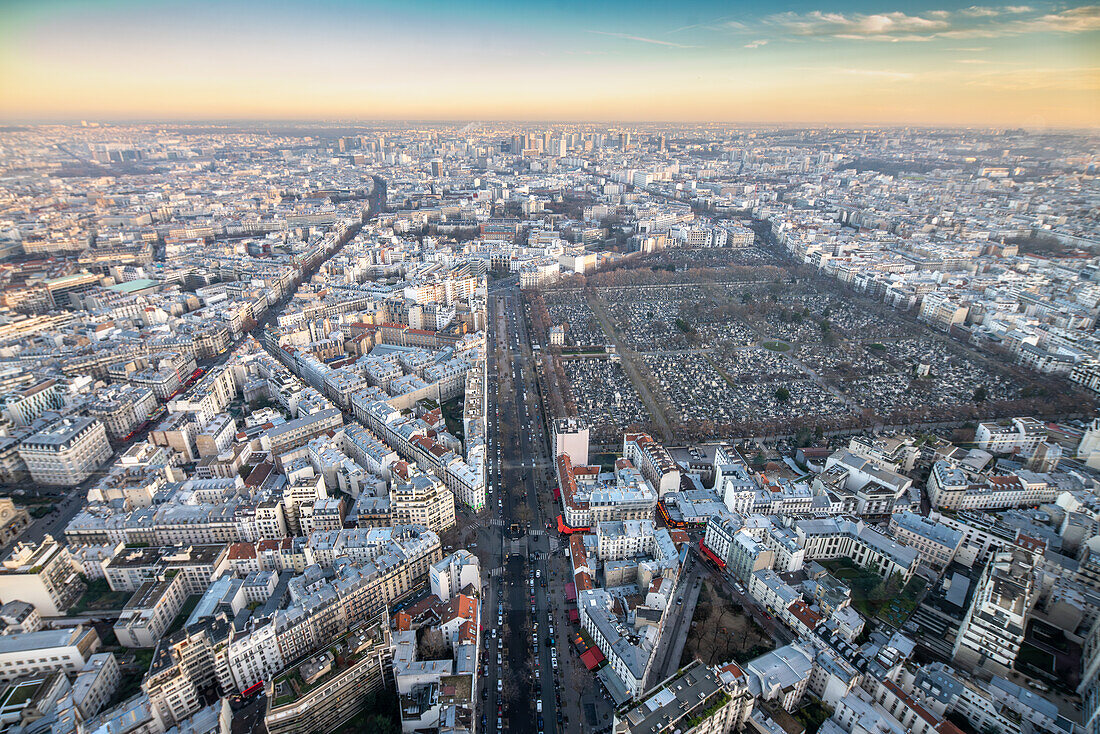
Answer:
[762,340,791,352]
[5,682,40,706]
[590,453,619,471]
[335,690,401,734]
[822,559,925,626]
[105,648,156,711]
[793,700,834,734]
[69,579,132,615]
[1017,643,1056,675]
[165,595,200,637]
[440,397,465,440]
[107,671,145,710]
[129,648,155,670]
[877,577,926,628]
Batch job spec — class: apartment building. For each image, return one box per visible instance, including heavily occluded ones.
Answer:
[228,618,283,695]
[0,537,85,617]
[85,384,157,440]
[887,512,962,571]
[265,617,394,734]
[918,292,969,332]
[726,531,777,585]
[613,660,754,734]
[847,435,919,474]
[264,408,344,460]
[558,453,658,529]
[975,417,1047,455]
[917,663,1071,734]
[623,433,682,496]
[821,450,912,517]
[0,626,100,682]
[113,572,189,648]
[703,516,742,569]
[103,544,231,595]
[18,416,112,486]
[143,615,234,727]
[429,550,480,602]
[554,417,590,466]
[195,413,237,458]
[72,652,122,719]
[578,587,657,700]
[389,474,455,534]
[952,550,1037,675]
[0,379,63,427]
[794,518,920,583]
[742,644,814,710]
[927,461,1058,512]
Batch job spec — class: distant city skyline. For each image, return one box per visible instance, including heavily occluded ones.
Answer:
[1,0,1097,127]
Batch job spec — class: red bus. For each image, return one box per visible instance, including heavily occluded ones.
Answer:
[241,681,264,699]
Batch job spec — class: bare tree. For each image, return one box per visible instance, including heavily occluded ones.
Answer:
[418,628,452,661]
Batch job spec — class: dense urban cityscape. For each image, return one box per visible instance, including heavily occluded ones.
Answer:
[0,120,1094,734]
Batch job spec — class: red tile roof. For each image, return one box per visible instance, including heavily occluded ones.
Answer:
[227,542,256,560]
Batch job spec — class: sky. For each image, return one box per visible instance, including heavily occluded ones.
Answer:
[0,0,1097,127]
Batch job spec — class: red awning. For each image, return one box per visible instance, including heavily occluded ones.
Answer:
[557,515,591,535]
[699,538,726,568]
[580,648,606,670]
[567,609,580,623]
[564,582,577,602]
[552,487,561,500]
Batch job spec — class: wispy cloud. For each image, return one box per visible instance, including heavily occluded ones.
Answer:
[585,30,696,48]
[837,68,917,80]
[1008,5,1100,33]
[744,39,769,48]
[669,15,742,34]
[959,6,1002,17]
[762,5,1099,42]
[798,66,918,80]
[965,66,1100,90]
[766,10,950,42]
[957,58,991,63]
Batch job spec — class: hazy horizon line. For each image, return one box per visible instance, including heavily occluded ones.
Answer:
[2,117,1097,132]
